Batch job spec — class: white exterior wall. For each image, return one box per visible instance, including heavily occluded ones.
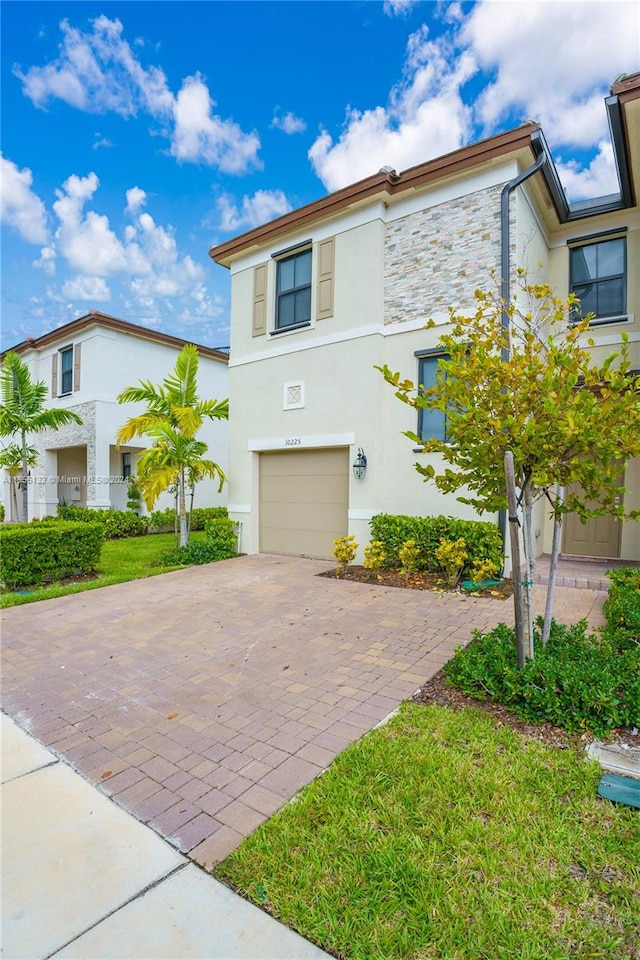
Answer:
[3,325,228,519]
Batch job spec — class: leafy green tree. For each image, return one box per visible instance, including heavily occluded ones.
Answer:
[117,345,228,547]
[0,351,83,521]
[379,275,640,664]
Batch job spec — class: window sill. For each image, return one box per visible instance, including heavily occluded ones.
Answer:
[269,321,311,337]
[570,314,632,328]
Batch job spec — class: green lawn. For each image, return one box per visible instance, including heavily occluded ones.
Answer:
[0,531,207,608]
[216,703,640,960]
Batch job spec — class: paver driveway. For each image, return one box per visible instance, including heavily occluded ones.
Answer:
[1,554,606,867]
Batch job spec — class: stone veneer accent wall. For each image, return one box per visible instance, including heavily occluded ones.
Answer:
[384,184,506,326]
[34,401,98,497]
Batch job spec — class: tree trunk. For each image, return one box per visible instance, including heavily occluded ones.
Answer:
[522,481,535,659]
[542,486,564,646]
[21,431,29,522]
[10,473,19,522]
[178,469,188,548]
[505,451,528,669]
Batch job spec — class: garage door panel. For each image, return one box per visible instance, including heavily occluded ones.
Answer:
[259,448,349,560]
[262,501,347,533]
[261,449,346,478]
[261,475,347,505]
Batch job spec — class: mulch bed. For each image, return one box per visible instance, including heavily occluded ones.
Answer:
[319,565,513,600]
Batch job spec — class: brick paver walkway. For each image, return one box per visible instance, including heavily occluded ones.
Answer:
[1,555,606,867]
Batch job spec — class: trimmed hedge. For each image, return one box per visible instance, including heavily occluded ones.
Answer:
[57,505,147,539]
[369,513,503,577]
[0,521,104,588]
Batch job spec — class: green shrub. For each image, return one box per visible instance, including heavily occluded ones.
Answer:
[0,521,104,589]
[147,505,228,534]
[204,515,239,560]
[443,619,639,736]
[0,503,4,522]
[161,528,237,568]
[370,513,502,577]
[602,567,640,652]
[57,504,147,539]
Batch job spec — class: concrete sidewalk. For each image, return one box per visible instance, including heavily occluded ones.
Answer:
[1,713,331,960]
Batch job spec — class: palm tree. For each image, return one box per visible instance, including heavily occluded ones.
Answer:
[0,442,38,521]
[0,351,83,522]
[117,345,228,547]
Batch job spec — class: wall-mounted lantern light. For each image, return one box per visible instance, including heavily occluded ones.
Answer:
[353,447,367,480]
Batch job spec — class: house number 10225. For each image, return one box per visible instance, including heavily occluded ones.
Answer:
[285,437,302,446]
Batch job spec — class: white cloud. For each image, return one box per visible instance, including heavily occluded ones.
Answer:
[383,0,418,15]
[62,275,111,300]
[33,245,56,275]
[52,173,128,275]
[309,26,474,191]
[93,135,114,150]
[170,74,262,173]
[15,16,174,118]
[217,189,292,232]
[0,155,49,244]
[125,186,147,214]
[556,140,619,202]
[271,110,306,134]
[15,16,261,173]
[461,1,640,147]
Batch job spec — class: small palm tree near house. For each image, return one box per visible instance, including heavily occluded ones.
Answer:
[0,351,83,522]
[0,442,38,522]
[116,344,228,548]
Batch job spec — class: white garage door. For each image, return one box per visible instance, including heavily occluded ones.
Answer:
[259,448,349,560]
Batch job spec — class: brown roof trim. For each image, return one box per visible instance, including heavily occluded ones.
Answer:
[610,71,640,99]
[209,123,541,266]
[2,311,229,362]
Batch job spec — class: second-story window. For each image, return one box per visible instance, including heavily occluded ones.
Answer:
[570,236,626,322]
[276,248,311,330]
[60,346,73,395]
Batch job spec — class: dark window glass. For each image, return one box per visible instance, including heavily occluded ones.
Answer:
[276,249,311,328]
[122,452,132,479]
[570,238,626,320]
[60,347,73,394]
[417,354,447,443]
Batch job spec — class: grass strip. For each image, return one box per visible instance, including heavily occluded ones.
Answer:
[217,703,640,960]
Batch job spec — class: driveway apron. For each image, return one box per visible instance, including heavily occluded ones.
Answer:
[1,554,606,867]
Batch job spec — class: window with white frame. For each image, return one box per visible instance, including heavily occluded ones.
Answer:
[569,236,627,323]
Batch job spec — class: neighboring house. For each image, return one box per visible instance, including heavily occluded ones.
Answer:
[1,312,229,520]
[210,73,639,566]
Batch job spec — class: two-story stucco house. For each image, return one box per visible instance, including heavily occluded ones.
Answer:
[211,73,639,567]
[1,312,229,520]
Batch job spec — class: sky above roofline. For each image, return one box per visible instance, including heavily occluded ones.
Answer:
[2,0,639,351]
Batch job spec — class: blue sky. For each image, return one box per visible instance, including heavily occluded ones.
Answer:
[1,0,638,352]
